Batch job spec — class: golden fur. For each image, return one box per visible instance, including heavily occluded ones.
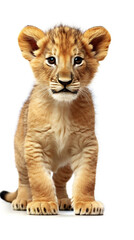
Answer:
[0,25,111,215]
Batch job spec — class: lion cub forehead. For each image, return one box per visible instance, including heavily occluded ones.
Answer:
[47,25,82,53]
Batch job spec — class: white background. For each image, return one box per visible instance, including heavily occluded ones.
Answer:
[0,0,134,239]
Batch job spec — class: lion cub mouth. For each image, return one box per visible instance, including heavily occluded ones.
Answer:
[51,87,79,102]
[51,88,78,94]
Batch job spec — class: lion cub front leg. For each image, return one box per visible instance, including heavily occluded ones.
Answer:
[53,165,73,210]
[25,136,58,215]
[72,139,104,215]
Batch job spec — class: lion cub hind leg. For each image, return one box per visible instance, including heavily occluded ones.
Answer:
[58,198,73,211]
[12,150,32,211]
[12,184,32,211]
[53,165,73,210]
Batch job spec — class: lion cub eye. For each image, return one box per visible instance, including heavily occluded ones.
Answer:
[46,56,56,66]
[74,56,83,66]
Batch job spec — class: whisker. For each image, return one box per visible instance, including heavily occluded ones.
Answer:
[50,82,59,86]
[72,82,80,86]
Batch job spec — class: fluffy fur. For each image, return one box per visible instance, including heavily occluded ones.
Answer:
[0,25,111,215]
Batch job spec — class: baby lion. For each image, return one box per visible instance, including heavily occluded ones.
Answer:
[0,25,111,215]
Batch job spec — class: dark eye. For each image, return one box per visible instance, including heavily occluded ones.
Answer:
[46,56,56,65]
[74,56,83,65]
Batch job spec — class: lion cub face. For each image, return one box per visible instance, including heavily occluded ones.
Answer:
[18,25,111,102]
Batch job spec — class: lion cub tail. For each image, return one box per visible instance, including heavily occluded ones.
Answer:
[0,190,18,203]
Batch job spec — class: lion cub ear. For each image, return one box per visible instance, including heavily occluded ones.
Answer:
[83,26,111,61]
[18,25,46,61]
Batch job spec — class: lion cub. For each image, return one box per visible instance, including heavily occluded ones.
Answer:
[0,25,111,215]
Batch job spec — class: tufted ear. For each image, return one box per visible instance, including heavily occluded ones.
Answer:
[18,25,46,61]
[83,26,111,61]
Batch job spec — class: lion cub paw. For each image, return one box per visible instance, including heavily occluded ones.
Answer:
[74,201,104,215]
[12,199,27,211]
[58,198,73,210]
[27,201,58,215]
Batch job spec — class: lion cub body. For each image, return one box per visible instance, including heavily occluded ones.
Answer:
[15,86,94,173]
[0,25,111,215]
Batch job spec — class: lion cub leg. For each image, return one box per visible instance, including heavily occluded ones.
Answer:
[25,136,58,215]
[72,139,104,215]
[53,165,73,210]
[12,182,31,211]
[12,150,32,211]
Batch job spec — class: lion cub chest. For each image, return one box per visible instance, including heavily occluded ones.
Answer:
[51,107,71,153]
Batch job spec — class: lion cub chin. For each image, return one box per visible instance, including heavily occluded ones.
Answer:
[0,25,111,215]
[51,91,78,102]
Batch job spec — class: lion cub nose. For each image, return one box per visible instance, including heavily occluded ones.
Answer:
[58,79,72,87]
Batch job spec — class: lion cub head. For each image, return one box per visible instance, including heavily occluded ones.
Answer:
[18,25,111,102]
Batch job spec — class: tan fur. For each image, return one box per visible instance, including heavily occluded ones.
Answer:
[1,25,111,215]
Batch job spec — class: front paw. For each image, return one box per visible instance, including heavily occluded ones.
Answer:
[74,201,104,215]
[27,201,58,215]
